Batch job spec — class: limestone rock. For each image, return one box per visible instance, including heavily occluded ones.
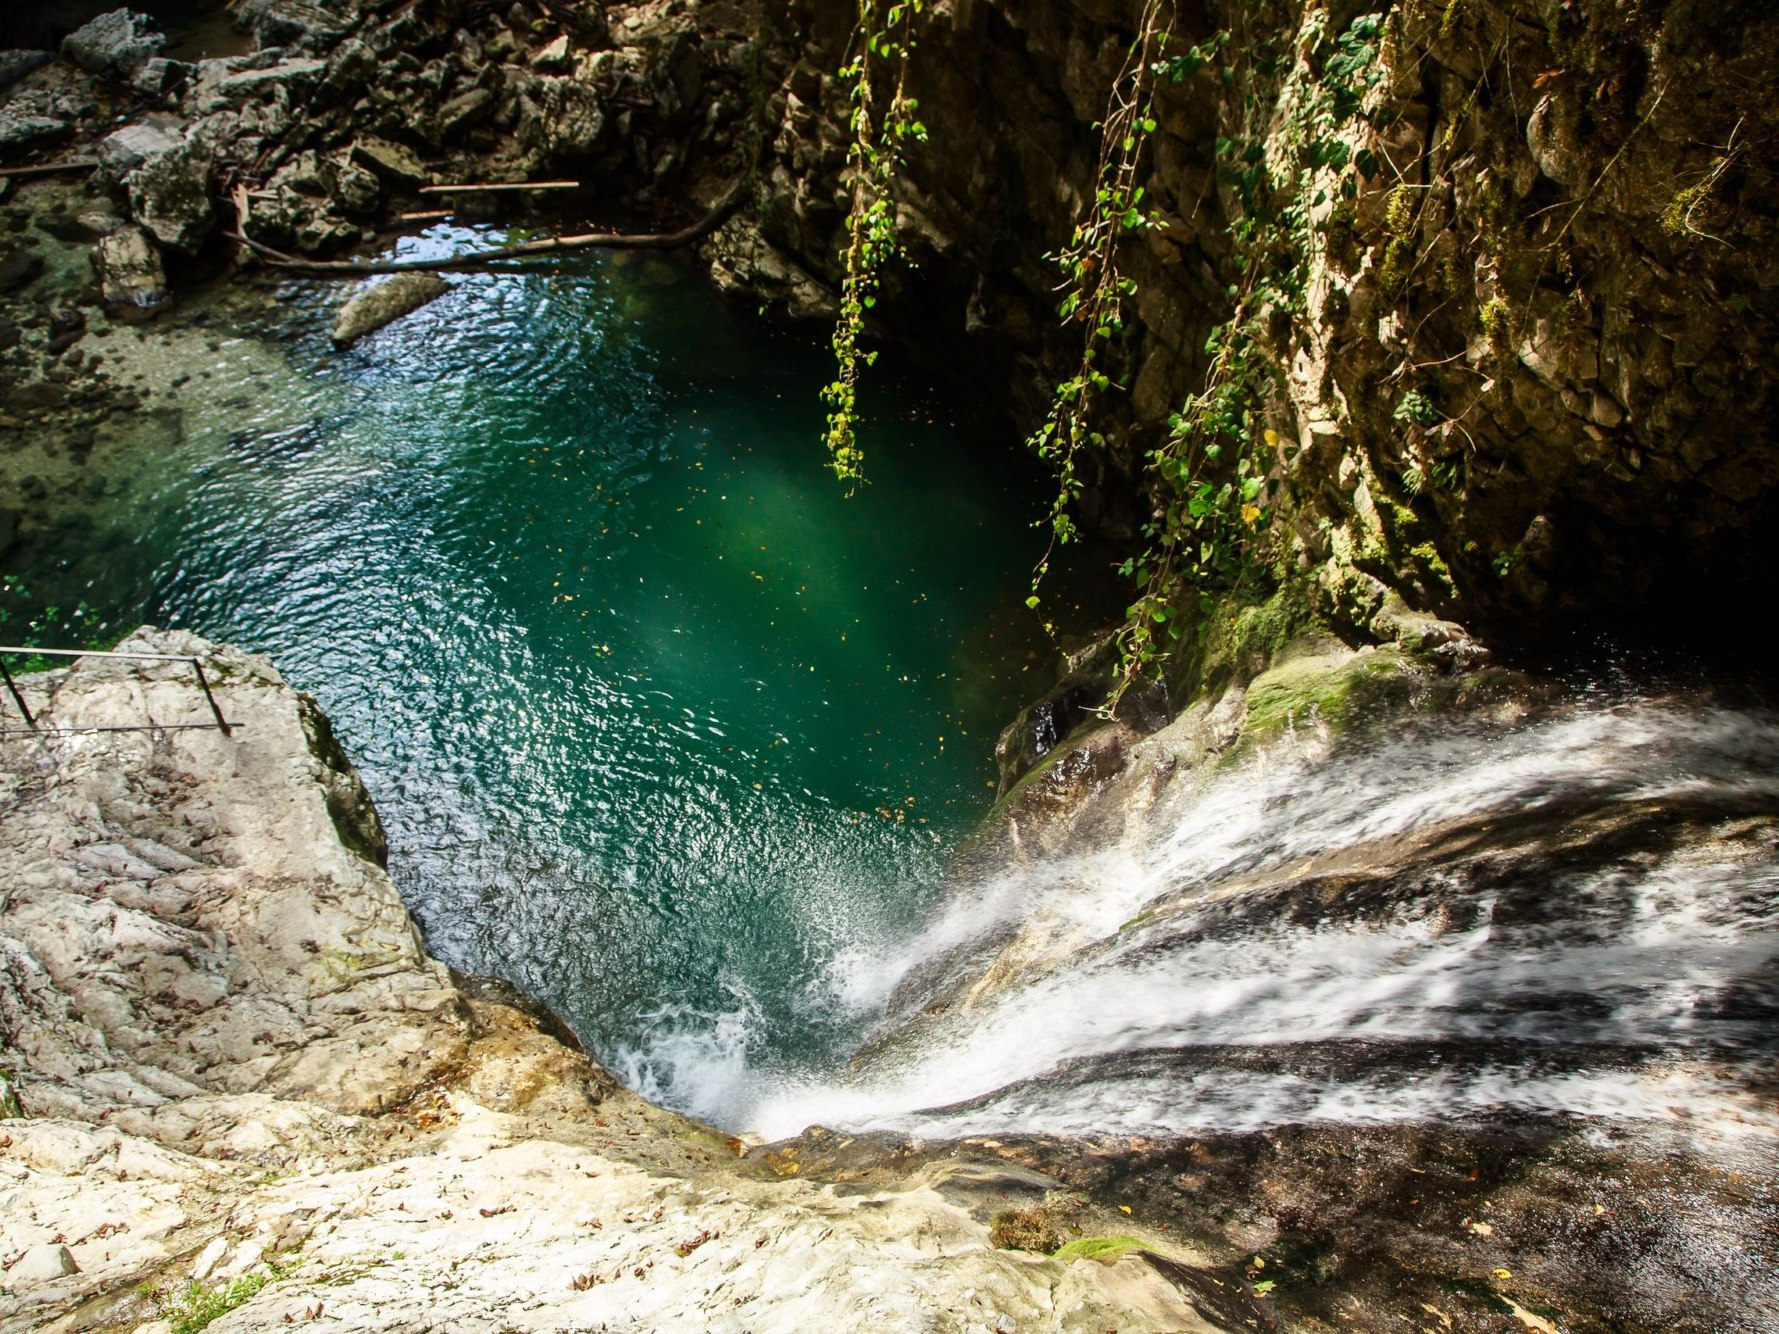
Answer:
[0,112,73,155]
[125,133,214,254]
[516,76,607,162]
[234,0,358,52]
[93,224,170,318]
[532,33,574,74]
[3,1245,79,1287]
[349,135,429,188]
[96,119,187,183]
[331,273,451,346]
[62,10,166,80]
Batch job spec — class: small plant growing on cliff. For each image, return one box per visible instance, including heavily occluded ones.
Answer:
[820,0,927,491]
[155,1265,284,1334]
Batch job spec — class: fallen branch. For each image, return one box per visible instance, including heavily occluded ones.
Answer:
[228,177,748,276]
[0,159,98,180]
[419,180,581,194]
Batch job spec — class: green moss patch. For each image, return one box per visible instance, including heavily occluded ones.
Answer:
[1241,645,1408,743]
[1052,1235,1143,1264]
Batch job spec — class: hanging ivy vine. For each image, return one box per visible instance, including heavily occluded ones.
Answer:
[820,0,927,493]
[1030,5,1391,707]
[812,1,1396,708]
[1024,0,1176,631]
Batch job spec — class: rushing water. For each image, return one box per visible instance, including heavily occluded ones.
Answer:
[745,697,1779,1151]
[12,241,1073,1115]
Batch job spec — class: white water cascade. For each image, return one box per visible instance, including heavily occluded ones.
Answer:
[661,698,1779,1151]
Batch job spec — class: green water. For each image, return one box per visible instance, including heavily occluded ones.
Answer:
[28,241,1068,1123]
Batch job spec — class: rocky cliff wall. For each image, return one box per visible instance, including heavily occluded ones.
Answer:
[731,0,1779,667]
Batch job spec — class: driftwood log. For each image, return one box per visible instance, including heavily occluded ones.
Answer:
[228,177,748,277]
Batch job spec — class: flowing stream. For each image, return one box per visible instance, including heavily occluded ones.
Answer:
[742,698,1779,1150]
[10,244,1775,1162]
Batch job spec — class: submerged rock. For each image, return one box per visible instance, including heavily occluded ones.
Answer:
[0,245,44,292]
[330,272,451,346]
[93,224,169,317]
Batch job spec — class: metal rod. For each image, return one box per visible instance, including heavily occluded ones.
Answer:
[0,659,37,729]
[190,659,234,737]
[0,646,208,662]
[0,724,247,736]
[418,180,581,194]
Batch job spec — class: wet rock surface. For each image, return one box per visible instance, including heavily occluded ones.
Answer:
[329,270,449,345]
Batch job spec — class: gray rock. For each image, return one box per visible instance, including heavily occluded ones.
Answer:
[125,135,214,254]
[531,34,574,74]
[0,112,73,155]
[517,77,606,161]
[330,156,381,214]
[234,0,357,52]
[349,136,429,188]
[93,225,169,317]
[62,10,166,79]
[188,55,327,114]
[130,56,191,98]
[439,86,495,140]
[0,49,54,92]
[331,273,450,346]
[6,1244,78,1284]
[96,119,186,183]
[559,4,611,48]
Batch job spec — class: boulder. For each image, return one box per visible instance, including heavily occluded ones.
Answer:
[0,49,53,92]
[532,34,574,74]
[61,10,166,80]
[125,135,214,254]
[439,86,495,141]
[96,119,186,182]
[559,3,611,48]
[187,55,328,115]
[516,77,606,162]
[3,1245,78,1287]
[0,112,73,155]
[349,136,429,188]
[92,225,169,317]
[331,273,450,346]
[234,0,357,52]
[129,56,191,98]
[329,155,381,214]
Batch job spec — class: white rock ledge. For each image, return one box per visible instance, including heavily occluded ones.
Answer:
[0,629,1224,1333]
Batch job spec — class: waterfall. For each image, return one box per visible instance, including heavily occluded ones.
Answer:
[719,698,1779,1151]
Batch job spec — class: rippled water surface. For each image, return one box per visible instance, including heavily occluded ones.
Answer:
[33,243,1066,1118]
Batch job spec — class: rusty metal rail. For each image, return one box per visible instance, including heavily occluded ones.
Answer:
[0,646,237,738]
